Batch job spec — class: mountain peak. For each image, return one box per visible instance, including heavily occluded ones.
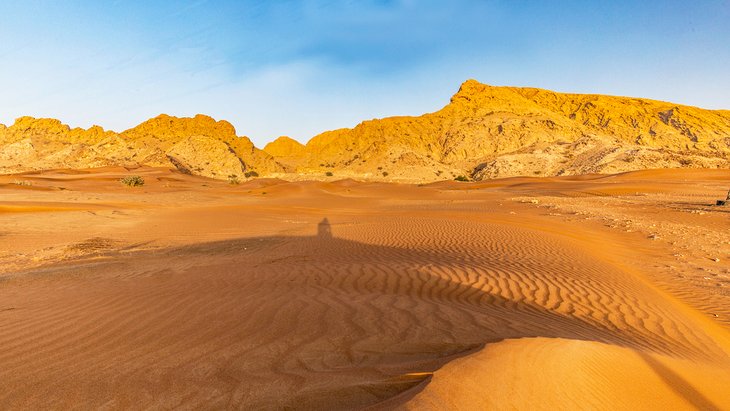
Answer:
[459,78,488,90]
[451,79,489,102]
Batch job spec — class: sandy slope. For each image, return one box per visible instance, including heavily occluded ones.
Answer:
[1,167,729,409]
[400,337,730,410]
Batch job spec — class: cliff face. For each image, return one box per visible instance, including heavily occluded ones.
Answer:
[261,80,730,180]
[2,80,729,181]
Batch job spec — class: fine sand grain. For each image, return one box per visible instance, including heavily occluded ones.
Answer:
[1,167,729,409]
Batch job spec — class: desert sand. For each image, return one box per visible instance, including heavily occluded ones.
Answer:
[1,167,730,410]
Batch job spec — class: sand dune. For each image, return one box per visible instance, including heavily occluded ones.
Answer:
[1,167,729,409]
[400,337,730,410]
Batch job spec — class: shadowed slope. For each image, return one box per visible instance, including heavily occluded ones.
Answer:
[2,213,729,409]
[399,337,729,410]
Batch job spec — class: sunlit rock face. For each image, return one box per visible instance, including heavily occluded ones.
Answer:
[2,80,729,181]
[0,114,283,179]
[166,135,247,180]
[263,79,730,181]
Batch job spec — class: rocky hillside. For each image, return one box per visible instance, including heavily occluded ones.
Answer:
[2,80,729,182]
[264,80,730,181]
[0,114,283,180]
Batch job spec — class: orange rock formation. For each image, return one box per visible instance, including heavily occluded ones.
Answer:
[1,80,728,181]
[0,114,281,179]
[268,80,730,181]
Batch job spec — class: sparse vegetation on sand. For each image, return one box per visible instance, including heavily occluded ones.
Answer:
[454,175,469,182]
[244,171,259,178]
[325,172,333,177]
[120,176,145,187]
[228,174,240,185]
[12,180,32,186]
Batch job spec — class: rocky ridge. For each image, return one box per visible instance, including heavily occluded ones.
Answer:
[265,80,730,181]
[0,114,282,180]
[1,80,729,181]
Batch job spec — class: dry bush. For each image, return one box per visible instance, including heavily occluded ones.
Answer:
[120,176,145,187]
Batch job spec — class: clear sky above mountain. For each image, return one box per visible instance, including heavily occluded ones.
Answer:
[1,0,728,146]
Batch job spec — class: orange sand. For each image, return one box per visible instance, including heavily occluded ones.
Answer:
[1,167,729,409]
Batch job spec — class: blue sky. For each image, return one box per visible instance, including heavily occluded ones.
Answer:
[1,1,728,146]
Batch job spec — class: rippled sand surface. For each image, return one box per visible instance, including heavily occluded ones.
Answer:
[1,167,729,409]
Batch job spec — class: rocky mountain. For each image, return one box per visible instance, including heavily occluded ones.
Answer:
[0,114,283,180]
[264,80,730,181]
[1,80,729,182]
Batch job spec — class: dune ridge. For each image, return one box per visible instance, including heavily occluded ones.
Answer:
[400,337,729,410]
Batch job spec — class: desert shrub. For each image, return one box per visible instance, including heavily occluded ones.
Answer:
[382,171,389,177]
[325,172,333,177]
[228,174,240,185]
[454,175,469,182]
[120,175,144,187]
[244,170,259,178]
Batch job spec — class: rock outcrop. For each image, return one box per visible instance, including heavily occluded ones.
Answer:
[263,136,305,158]
[0,114,284,179]
[166,135,246,179]
[120,114,282,174]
